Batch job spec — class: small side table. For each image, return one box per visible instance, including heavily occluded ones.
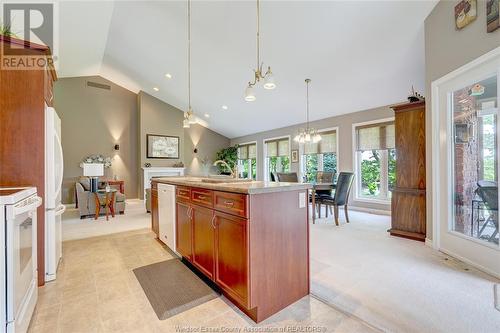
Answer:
[94,189,117,221]
[106,179,125,194]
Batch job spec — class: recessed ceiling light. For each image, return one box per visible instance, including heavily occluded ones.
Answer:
[222,105,228,110]
[165,73,172,79]
[153,87,159,91]
[204,113,210,118]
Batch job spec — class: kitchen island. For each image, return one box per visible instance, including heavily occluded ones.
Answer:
[150,177,311,323]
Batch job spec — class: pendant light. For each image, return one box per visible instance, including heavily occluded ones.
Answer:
[183,0,196,128]
[244,0,276,102]
[294,79,321,143]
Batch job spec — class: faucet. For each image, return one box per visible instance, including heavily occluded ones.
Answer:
[213,160,238,179]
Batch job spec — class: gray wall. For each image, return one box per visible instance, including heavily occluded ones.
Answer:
[424,0,500,239]
[54,76,139,203]
[138,91,230,195]
[231,106,394,212]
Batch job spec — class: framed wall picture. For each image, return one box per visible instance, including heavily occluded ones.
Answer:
[487,0,499,33]
[146,134,180,159]
[455,0,477,30]
[291,149,299,163]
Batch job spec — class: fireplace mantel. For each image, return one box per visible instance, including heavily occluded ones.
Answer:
[142,167,185,200]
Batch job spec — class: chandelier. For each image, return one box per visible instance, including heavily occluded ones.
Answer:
[294,79,321,143]
[183,0,196,128]
[244,0,276,102]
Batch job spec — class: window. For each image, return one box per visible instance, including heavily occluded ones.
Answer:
[237,143,257,180]
[354,121,396,201]
[477,101,498,182]
[301,130,338,182]
[264,138,290,181]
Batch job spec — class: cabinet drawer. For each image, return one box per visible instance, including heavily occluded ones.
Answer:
[214,191,248,218]
[176,186,191,202]
[191,188,213,208]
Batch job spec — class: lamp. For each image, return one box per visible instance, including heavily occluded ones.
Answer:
[243,0,276,101]
[83,163,104,193]
[183,0,197,128]
[294,79,321,143]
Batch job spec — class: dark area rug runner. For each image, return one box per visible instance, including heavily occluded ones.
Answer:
[133,259,218,319]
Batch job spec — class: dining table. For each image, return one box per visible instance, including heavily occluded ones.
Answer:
[310,182,336,223]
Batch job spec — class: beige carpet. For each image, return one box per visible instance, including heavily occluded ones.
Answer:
[310,210,500,333]
[62,199,150,241]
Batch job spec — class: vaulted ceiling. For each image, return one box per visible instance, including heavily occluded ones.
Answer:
[57,0,437,138]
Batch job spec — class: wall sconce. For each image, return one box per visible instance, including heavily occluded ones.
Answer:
[193,147,198,154]
[114,144,120,151]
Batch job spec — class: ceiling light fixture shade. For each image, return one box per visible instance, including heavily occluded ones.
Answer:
[263,70,276,90]
[183,117,190,128]
[244,84,256,102]
[244,0,276,101]
[294,79,321,144]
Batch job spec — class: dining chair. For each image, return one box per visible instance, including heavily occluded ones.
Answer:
[315,171,335,217]
[276,172,299,182]
[318,172,354,226]
[476,185,499,243]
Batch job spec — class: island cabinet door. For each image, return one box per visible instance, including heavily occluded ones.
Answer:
[176,202,193,260]
[151,189,159,237]
[192,205,215,279]
[214,211,249,307]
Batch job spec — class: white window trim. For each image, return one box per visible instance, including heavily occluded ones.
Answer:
[237,140,258,180]
[299,126,339,181]
[352,117,395,203]
[263,135,291,181]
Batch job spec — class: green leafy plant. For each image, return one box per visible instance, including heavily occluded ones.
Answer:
[0,21,15,38]
[215,145,238,174]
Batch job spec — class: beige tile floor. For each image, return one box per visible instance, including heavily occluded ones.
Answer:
[29,228,377,333]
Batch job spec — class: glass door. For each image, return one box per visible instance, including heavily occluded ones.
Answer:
[436,53,500,277]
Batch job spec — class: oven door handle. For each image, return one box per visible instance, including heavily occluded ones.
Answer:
[13,196,43,216]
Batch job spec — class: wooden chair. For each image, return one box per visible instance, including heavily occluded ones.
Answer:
[319,172,354,226]
[276,172,299,182]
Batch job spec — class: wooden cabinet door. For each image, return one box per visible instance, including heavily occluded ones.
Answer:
[192,205,215,279]
[151,189,159,237]
[176,202,193,260]
[214,211,249,306]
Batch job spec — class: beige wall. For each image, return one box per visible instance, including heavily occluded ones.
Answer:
[138,91,230,195]
[184,123,231,176]
[424,0,500,239]
[54,76,139,203]
[231,106,395,212]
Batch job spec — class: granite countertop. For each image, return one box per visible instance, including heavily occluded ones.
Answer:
[152,176,312,194]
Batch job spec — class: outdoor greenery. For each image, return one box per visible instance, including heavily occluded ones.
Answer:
[268,156,290,179]
[215,145,238,174]
[303,153,337,182]
[0,21,16,38]
[481,114,496,181]
[360,149,396,196]
[239,158,257,179]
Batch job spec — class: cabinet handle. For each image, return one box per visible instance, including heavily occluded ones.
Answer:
[211,215,216,229]
[198,195,206,200]
[224,200,234,207]
[187,207,193,220]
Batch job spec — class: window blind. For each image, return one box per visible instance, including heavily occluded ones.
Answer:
[238,143,256,159]
[265,138,289,157]
[355,122,395,151]
[303,131,337,154]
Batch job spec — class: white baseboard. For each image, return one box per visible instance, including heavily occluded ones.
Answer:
[439,247,500,280]
[425,238,433,248]
[348,205,391,216]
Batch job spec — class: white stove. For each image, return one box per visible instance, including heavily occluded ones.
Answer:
[0,187,42,333]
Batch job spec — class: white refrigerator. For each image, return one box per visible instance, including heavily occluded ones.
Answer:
[45,106,65,282]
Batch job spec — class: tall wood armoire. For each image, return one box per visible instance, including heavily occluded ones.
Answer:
[389,101,426,241]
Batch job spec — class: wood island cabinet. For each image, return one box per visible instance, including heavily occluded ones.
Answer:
[151,186,159,237]
[175,201,193,260]
[192,205,215,279]
[150,180,310,323]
